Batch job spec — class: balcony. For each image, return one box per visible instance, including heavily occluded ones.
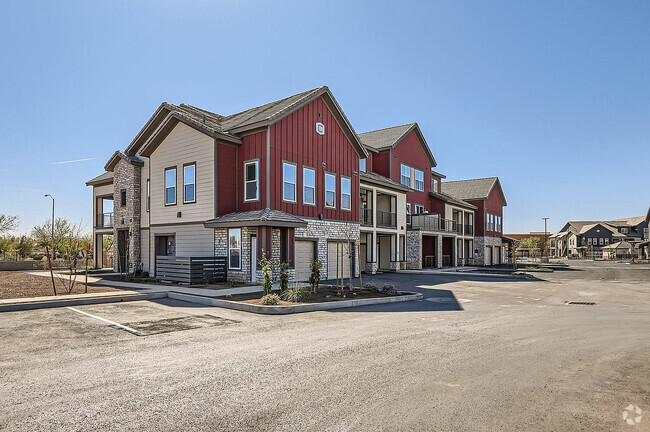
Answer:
[376,210,397,228]
[464,224,474,236]
[411,214,457,233]
[97,212,114,228]
[360,208,373,226]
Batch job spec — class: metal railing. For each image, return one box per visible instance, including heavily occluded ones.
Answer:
[464,224,474,236]
[410,214,457,233]
[97,212,114,228]
[360,208,373,226]
[376,210,397,228]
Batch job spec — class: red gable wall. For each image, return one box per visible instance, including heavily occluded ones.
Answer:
[389,130,434,209]
[218,143,238,215]
[238,130,268,211]
[269,96,359,221]
[470,185,505,236]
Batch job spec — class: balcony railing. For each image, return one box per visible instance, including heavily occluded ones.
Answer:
[411,214,457,233]
[464,224,474,236]
[360,208,373,226]
[97,212,114,228]
[376,210,397,228]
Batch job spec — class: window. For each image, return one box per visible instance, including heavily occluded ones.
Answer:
[406,202,412,224]
[414,169,424,191]
[146,179,150,212]
[400,164,411,187]
[165,167,176,205]
[244,160,259,202]
[359,158,366,172]
[120,189,126,207]
[325,172,336,208]
[588,238,592,245]
[283,162,297,203]
[414,204,425,214]
[486,213,491,231]
[228,228,241,269]
[621,227,629,234]
[605,238,609,245]
[341,177,352,211]
[599,238,604,245]
[183,163,196,203]
[431,178,438,192]
[303,167,315,205]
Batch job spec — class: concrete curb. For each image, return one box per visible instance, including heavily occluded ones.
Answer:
[0,292,168,313]
[401,270,532,279]
[168,291,424,314]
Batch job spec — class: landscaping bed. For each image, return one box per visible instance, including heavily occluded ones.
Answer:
[0,271,121,299]
[222,285,405,305]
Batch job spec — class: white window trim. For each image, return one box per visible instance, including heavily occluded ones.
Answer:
[146,179,150,212]
[340,176,352,211]
[359,158,367,172]
[282,161,297,203]
[324,172,336,209]
[228,228,242,270]
[406,202,412,224]
[243,160,260,202]
[414,169,425,192]
[302,166,316,206]
[164,167,176,206]
[400,164,411,188]
[183,163,196,204]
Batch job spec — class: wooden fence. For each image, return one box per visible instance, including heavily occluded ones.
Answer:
[156,256,227,284]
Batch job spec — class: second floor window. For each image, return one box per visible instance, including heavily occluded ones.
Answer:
[431,178,438,192]
[283,162,297,202]
[406,202,412,224]
[414,204,425,214]
[400,164,411,187]
[303,167,315,205]
[146,179,150,212]
[359,158,367,172]
[183,163,196,203]
[341,177,351,210]
[120,189,127,207]
[165,167,176,205]
[325,172,336,208]
[244,160,259,202]
[414,169,424,191]
[621,227,629,234]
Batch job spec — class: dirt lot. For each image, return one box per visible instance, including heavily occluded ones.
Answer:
[0,271,121,299]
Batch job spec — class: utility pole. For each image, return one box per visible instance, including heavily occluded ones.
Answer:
[44,194,55,260]
[542,217,549,263]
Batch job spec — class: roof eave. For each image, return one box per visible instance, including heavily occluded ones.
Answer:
[204,219,308,229]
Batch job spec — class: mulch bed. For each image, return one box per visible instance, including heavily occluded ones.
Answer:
[221,285,403,305]
[0,271,121,300]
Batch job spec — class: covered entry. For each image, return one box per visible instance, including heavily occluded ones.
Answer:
[295,240,315,281]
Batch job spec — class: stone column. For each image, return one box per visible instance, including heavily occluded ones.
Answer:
[436,234,443,268]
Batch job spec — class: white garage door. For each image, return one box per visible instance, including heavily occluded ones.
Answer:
[485,246,492,266]
[294,240,315,281]
[328,241,351,280]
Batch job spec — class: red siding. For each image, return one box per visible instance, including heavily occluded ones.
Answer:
[389,130,433,210]
[470,200,485,235]
[470,187,504,237]
[268,96,359,222]
[371,151,390,177]
[217,143,238,215]
[238,131,267,211]
[430,196,445,215]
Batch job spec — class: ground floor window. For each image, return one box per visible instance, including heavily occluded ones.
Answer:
[229,228,241,269]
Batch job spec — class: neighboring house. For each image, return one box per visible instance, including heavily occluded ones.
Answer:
[504,232,549,258]
[358,123,478,269]
[441,177,508,265]
[639,207,650,260]
[87,86,370,283]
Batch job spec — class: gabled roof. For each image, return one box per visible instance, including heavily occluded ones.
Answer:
[360,171,413,193]
[358,123,436,166]
[104,151,145,172]
[428,190,477,210]
[203,208,308,228]
[441,177,507,206]
[430,169,446,179]
[646,207,650,222]
[86,171,114,186]
[606,216,646,227]
[602,241,633,250]
[126,86,368,159]
[578,222,624,237]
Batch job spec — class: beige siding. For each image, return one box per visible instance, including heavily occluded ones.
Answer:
[149,123,214,225]
[147,224,215,276]
[141,229,150,273]
[140,158,150,228]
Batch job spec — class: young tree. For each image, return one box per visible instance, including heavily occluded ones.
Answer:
[31,218,74,259]
[0,214,19,234]
[519,237,541,261]
[15,236,34,258]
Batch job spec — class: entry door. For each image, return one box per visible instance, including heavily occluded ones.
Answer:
[117,230,129,273]
[251,236,258,283]
[485,246,492,266]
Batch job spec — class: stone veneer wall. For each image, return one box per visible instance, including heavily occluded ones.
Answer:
[112,159,141,273]
[294,219,360,280]
[406,231,423,270]
[473,236,503,266]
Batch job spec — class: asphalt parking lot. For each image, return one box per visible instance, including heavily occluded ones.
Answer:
[1,261,649,431]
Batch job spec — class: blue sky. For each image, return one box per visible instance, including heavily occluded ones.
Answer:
[1,0,648,235]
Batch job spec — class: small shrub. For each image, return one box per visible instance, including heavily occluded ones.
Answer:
[362,282,379,292]
[261,293,280,305]
[380,283,399,296]
[260,252,273,295]
[279,262,290,291]
[225,294,232,299]
[31,254,44,261]
[280,285,307,303]
[309,258,323,293]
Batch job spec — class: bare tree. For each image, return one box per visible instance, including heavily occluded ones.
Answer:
[0,214,19,235]
[55,221,90,294]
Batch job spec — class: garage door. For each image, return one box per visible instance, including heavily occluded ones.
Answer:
[294,240,315,281]
[328,241,351,280]
[485,246,492,266]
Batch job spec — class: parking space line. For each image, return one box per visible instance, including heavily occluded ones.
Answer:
[66,307,140,335]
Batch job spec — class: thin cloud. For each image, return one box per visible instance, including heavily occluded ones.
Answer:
[51,157,95,165]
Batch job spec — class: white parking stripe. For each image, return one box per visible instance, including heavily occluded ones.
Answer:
[66,307,140,335]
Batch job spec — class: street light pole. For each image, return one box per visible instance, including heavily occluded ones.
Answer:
[542,217,549,263]
[44,194,55,259]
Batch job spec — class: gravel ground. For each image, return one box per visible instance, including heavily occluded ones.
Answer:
[0,261,648,431]
[0,271,121,299]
